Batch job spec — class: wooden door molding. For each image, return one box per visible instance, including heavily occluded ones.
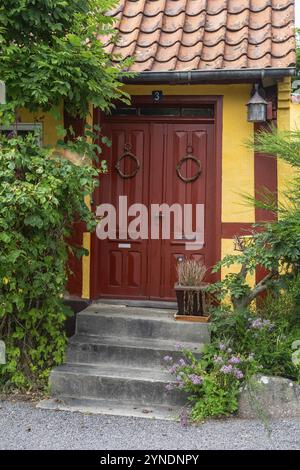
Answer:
[90,96,223,300]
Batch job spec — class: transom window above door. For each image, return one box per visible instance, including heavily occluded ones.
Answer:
[111,106,214,118]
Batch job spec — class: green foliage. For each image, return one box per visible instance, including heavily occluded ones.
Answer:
[0,134,99,388]
[209,128,300,311]
[211,294,300,382]
[172,128,300,421]
[0,0,131,122]
[166,276,300,422]
[0,1,131,390]
[165,345,259,421]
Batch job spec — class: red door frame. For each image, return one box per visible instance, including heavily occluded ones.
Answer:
[90,95,223,300]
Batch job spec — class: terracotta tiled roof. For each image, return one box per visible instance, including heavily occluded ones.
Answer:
[103,0,296,72]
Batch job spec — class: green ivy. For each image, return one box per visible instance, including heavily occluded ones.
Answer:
[0,134,99,389]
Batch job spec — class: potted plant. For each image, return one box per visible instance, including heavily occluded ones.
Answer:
[174,258,211,322]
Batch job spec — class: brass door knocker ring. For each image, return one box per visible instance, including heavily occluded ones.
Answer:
[115,143,140,179]
[176,156,202,183]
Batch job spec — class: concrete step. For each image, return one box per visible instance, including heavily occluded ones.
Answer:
[50,363,187,407]
[76,305,210,344]
[47,303,211,417]
[67,334,204,367]
[38,397,182,421]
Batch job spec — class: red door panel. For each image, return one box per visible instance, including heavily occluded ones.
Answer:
[95,123,150,298]
[156,123,215,300]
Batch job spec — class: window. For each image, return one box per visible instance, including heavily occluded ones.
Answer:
[139,107,181,116]
[0,123,43,145]
[111,106,214,118]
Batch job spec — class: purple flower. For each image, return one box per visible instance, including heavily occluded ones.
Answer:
[219,343,226,351]
[233,369,244,380]
[7,131,14,139]
[178,358,186,367]
[220,364,233,374]
[188,374,203,385]
[169,364,179,374]
[165,383,174,391]
[213,355,223,364]
[175,343,183,351]
[163,355,173,363]
[249,317,275,331]
[229,356,241,364]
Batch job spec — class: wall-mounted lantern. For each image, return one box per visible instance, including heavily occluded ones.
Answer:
[247,84,267,123]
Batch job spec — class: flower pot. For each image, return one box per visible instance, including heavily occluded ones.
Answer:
[174,283,211,322]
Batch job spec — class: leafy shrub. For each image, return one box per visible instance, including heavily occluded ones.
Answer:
[211,308,300,382]
[164,344,259,421]
[0,134,99,389]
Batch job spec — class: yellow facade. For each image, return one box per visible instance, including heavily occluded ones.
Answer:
[18,106,63,146]
[18,81,294,299]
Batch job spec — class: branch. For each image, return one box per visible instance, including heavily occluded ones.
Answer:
[247,269,277,303]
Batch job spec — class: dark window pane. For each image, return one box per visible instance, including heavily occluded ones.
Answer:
[181,107,214,117]
[139,107,180,116]
[111,108,137,116]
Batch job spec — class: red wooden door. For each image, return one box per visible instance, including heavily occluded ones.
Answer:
[96,122,150,298]
[94,120,216,300]
[148,123,216,300]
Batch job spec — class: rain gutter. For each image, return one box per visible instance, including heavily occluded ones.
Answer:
[121,68,296,85]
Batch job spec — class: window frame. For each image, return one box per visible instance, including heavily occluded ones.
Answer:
[0,122,43,146]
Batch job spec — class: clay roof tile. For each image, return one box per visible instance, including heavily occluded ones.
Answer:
[103,0,296,71]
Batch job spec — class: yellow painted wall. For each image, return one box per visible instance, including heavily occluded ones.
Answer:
[278,78,293,205]
[18,106,63,146]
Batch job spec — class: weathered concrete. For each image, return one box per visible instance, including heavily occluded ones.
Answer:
[67,334,203,367]
[76,305,210,343]
[46,303,209,417]
[238,374,300,419]
[0,340,5,365]
[50,363,187,406]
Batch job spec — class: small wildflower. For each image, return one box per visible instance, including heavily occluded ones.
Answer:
[249,317,275,331]
[165,383,174,391]
[188,374,203,385]
[233,369,244,380]
[175,343,183,351]
[163,355,173,363]
[219,343,226,351]
[213,355,223,364]
[169,364,179,374]
[178,358,186,366]
[2,277,9,285]
[229,356,241,365]
[220,364,233,374]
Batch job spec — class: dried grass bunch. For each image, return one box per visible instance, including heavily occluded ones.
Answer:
[176,258,207,287]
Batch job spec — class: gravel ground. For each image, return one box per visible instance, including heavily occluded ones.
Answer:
[0,400,299,450]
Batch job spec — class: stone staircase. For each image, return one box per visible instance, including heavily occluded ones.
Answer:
[39,304,210,420]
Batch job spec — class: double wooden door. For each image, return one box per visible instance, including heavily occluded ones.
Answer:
[93,120,217,300]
